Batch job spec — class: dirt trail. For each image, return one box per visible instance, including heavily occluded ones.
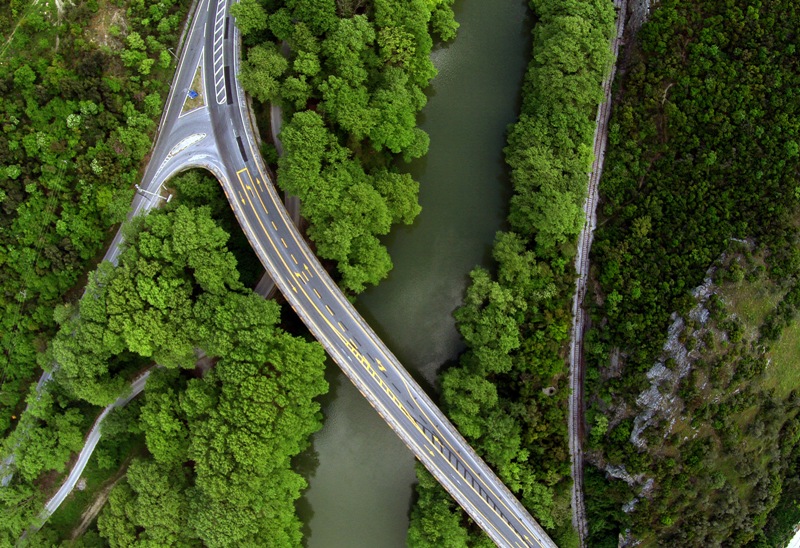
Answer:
[568,0,628,544]
[70,462,129,540]
[1,0,68,58]
[0,0,40,58]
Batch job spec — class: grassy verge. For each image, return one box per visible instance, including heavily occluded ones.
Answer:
[764,320,800,400]
[181,63,204,114]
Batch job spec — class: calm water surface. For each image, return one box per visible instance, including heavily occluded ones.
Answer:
[300,1,531,545]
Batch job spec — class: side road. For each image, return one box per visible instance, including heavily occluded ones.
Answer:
[0,0,205,488]
[24,371,152,536]
[24,261,282,538]
[568,0,628,544]
[12,2,298,530]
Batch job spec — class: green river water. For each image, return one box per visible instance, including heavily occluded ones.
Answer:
[299,1,531,545]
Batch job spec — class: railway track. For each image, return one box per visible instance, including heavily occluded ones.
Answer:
[568,0,628,544]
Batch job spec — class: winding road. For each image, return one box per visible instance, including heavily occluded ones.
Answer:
[203,2,553,545]
[32,371,151,529]
[9,0,557,545]
[568,0,628,544]
[0,0,210,489]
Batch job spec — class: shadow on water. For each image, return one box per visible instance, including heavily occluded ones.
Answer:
[294,357,342,545]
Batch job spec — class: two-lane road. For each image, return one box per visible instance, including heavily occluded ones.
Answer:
[12,0,557,543]
[203,3,556,546]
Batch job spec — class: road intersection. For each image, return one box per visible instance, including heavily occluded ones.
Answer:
[207,2,554,545]
[9,1,557,545]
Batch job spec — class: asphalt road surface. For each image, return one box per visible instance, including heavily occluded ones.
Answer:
[20,372,151,538]
[8,0,557,544]
[0,0,213,488]
[205,3,555,546]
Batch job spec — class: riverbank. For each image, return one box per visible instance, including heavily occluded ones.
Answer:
[299,1,533,544]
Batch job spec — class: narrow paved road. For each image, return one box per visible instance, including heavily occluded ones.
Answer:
[23,260,284,536]
[39,373,150,520]
[568,0,628,544]
[21,371,150,537]
[0,0,209,488]
[207,3,554,546]
[11,1,557,544]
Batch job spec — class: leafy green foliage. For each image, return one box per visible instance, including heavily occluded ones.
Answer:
[0,376,97,543]
[0,0,191,437]
[4,199,328,543]
[407,0,615,544]
[48,205,244,405]
[239,0,453,293]
[239,44,289,103]
[505,0,614,252]
[761,434,800,547]
[583,0,800,543]
[408,467,470,547]
[167,169,264,287]
[230,0,269,38]
[278,110,423,291]
[98,296,327,546]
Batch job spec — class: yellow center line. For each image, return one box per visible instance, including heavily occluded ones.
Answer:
[235,165,533,547]
[334,329,518,543]
[249,165,347,294]
[235,174,449,454]
[234,113,542,544]
[393,360,539,542]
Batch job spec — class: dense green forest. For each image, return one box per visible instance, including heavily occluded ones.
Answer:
[407,0,615,546]
[583,0,800,544]
[232,0,457,293]
[2,178,328,545]
[15,0,800,545]
[3,0,464,543]
[0,0,192,436]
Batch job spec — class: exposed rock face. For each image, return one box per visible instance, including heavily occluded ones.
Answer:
[627,0,653,33]
[630,275,714,449]
[619,528,643,547]
[605,464,646,486]
[622,497,638,513]
[585,272,718,547]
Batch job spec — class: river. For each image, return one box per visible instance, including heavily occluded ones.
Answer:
[298,1,531,545]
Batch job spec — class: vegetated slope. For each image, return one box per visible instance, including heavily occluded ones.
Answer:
[232,0,458,294]
[0,0,191,435]
[406,1,616,546]
[4,187,328,545]
[93,341,327,547]
[582,0,800,544]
